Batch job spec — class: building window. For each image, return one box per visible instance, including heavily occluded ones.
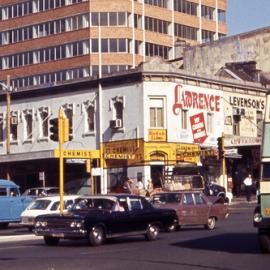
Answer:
[63,104,73,139]
[84,102,95,133]
[201,5,214,20]
[145,0,169,9]
[174,0,198,16]
[257,110,263,137]
[110,96,124,129]
[202,30,215,43]
[174,23,198,40]
[233,115,240,136]
[181,109,188,129]
[23,110,33,141]
[0,114,3,143]
[10,112,18,141]
[150,98,164,128]
[38,107,49,138]
[207,113,213,134]
[218,9,226,23]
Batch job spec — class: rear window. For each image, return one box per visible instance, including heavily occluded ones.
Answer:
[29,199,51,210]
[0,188,7,196]
[153,193,182,204]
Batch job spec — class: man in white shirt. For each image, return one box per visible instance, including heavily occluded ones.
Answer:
[243,174,253,202]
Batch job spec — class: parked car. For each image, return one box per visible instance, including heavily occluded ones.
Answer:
[22,187,59,198]
[20,195,80,230]
[0,179,33,228]
[34,194,178,246]
[151,191,229,230]
[204,182,233,204]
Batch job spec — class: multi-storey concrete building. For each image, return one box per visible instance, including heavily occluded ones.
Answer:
[0,58,266,195]
[0,0,227,90]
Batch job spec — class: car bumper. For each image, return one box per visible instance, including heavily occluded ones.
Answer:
[34,228,88,239]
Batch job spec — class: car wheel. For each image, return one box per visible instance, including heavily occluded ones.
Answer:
[44,236,60,246]
[0,223,9,229]
[167,223,177,232]
[145,224,159,241]
[258,232,270,253]
[88,226,105,246]
[204,217,216,230]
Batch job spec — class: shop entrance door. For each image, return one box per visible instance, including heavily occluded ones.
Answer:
[151,165,164,188]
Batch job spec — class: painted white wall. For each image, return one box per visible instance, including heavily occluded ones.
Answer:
[143,81,224,147]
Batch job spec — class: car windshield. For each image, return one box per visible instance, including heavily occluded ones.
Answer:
[71,198,115,211]
[153,193,182,204]
[29,199,51,210]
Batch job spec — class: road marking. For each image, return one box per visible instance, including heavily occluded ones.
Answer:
[0,234,42,243]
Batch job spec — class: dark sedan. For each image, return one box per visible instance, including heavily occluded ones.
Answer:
[151,191,229,230]
[34,194,178,246]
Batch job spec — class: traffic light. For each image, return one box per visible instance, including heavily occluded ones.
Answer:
[217,136,224,160]
[49,118,59,141]
[68,120,73,141]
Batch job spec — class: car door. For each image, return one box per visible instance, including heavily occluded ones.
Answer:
[193,193,210,224]
[107,198,133,235]
[127,197,148,232]
[179,193,196,225]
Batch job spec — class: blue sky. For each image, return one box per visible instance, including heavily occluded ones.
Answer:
[227,0,270,35]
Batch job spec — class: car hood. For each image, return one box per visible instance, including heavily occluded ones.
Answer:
[36,208,108,220]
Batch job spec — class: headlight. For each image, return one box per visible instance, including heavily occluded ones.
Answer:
[35,221,47,227]
[254,213,262,223]
[70,221,84,228]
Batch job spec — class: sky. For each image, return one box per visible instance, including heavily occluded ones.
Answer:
[227,0,270,36]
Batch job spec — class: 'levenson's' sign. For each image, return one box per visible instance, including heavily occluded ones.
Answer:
[229,96,265,110]
[173,84,221,115]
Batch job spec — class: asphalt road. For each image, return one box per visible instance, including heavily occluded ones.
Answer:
[0,202,270,270]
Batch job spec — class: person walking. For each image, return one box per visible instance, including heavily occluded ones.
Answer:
[123,177,133,194]
[243,174,253,202]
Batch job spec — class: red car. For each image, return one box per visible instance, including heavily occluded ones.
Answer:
[151,191,229,230]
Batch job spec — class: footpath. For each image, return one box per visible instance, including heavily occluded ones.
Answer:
[230,195,257,205]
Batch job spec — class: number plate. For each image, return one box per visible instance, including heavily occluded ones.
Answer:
[52,233,64,238]
[264,208,270,216]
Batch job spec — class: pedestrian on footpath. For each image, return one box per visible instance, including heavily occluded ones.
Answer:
[123,177,133,194]
[243,174,253,202]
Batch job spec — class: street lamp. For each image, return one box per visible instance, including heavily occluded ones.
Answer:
[0,75,13,180]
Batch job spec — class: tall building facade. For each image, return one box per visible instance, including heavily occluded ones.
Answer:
[0,0,227,90]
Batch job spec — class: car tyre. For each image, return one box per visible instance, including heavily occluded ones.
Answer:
[89,226,105,246]
[258,232,270,253]
[0,223,9,229]
[145,224,159,241]
[204,217,216,230]
[44,236,60,246]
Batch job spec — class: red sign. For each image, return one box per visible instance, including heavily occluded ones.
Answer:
[172,84,221,115]
[190,113,208,144]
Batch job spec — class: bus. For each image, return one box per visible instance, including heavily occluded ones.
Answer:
[254,90,270,253]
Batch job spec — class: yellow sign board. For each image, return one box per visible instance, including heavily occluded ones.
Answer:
[54,149,100,159]
[148,129,167,142]
[104,153,135,160]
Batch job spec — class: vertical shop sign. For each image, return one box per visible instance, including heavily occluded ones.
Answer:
[190,112,208,144]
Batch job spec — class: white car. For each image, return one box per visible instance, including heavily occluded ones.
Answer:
[20,195,80,230]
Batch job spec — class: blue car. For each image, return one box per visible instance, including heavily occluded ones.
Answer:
[0,179,33,228]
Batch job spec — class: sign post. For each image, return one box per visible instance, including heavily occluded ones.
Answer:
[58,109,65,214]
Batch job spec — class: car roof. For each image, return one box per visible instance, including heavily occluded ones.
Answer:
[81,194,143,201]
[153,191,202,195]
[32,195,80,202]
[26,187,59,191]
[0,179,19,188]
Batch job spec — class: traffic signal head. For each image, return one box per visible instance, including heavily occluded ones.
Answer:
[49,118,59,141]
[69,121,73,141]
[217,136,224,159]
